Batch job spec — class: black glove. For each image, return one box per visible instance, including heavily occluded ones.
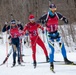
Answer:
[63,17,68,24]
[4,25,8,28]
[41,20,46,24]
[8,35,11,39]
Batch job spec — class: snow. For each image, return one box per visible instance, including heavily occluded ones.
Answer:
[0,33,76,75]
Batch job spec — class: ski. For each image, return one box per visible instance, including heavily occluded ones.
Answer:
[50,67,55,73]
[50,69,55,73]
[0,63,4,66]
[58,63,76,65]
[54,61,76,65]
[37,61,49,64]
[11,64,25,68]
[0,56,10,66]
[0,49,13,67]
[36,61,76,66]
[34,65,36,69]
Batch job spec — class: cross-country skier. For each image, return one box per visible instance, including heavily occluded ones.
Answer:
[37,4,74,71]
[2,20,23,66]
[23,14,49,68]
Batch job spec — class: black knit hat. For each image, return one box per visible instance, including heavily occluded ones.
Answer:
[49,4,56,8]
[11,20,16,24]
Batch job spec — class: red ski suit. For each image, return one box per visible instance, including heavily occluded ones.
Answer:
[23,22,48,61]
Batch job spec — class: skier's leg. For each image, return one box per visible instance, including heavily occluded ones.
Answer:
[56,37,67,57]
[16,38,21,64]
[48,40,54,70]
[58,37,73,64]
[46,31,54,70]
[12,44,17,66]
[31,40,37,68]
[59,43,67,57]
[17,46,21,64]
[48,41,54,63]
[37,37,49,62]
[19,39,24,62]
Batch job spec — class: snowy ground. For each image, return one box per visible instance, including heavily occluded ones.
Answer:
[0,42,76,75]
[0,32,76,75]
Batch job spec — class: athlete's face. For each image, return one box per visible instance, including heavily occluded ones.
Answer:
[11,23,16,26]
[11,23,17,28]
[29,18,35,23]
[49,8,57,13]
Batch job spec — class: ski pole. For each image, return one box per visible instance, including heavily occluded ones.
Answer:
[0,48,12,66]
[5,30,8,67]
[19,39,23,62]
[3,48,12,64]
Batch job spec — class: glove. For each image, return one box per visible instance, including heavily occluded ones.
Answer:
[64,18,68,24]
[4,25,8,29]
[42,20,46,24]
[8,35,11,39]
[63,17,68,24]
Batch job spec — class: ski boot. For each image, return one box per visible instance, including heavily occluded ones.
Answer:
[12,61,16,67]
[46,56,49,62]
[50,62,55,73]
[64,57,73,64]
[13,63,16,66]
[18,59,21,65]
[20,57,24,62]
[50,62,54,70]
[21,59,24,62]
[33,60,37,68]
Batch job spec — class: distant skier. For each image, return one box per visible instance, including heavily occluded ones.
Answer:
[2,20,23,66]
[23,14,49,68]
[38,4,73,71]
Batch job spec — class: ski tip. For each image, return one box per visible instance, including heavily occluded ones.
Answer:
[0,64,3,66]
[52,70,55,73]
[50,68,56,73]
[33,65,36,69]
[11,64,25,68]
[34,67,36,69]
[51,70,55,73]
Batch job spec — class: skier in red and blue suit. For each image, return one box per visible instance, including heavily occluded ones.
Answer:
[37,4,74,70]
[23,14,49,68]
[2,20,23,66]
